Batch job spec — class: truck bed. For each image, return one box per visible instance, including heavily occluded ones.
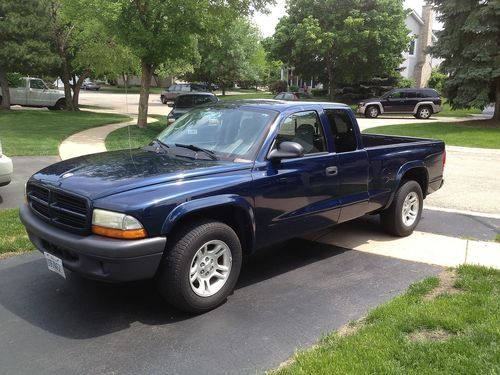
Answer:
[361,133,436,148]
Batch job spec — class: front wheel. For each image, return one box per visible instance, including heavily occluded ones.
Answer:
[380,180,423,237]
[365,105,380,118]
[156,220,242,313]
[54,99,66,110]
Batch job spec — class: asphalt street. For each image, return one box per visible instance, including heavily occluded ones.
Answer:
[0,156,60,209]
[0,240,441,374]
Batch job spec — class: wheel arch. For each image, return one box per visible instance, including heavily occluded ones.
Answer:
[384,163,429,209]
[365,101,384,114]
[413,101,434,114]
[162,195,256,255]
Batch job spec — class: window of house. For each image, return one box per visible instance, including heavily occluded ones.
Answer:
[409,38,416,56]
[325,109,357,153]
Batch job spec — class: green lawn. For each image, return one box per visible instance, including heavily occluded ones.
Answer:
[105,119,166,151]
[0,110,129,156]
[0,209,32,257]
[364,119,500,149]
[276,266,500,374]
[435,102,482,117]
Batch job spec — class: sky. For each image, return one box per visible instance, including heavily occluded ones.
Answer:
[252,0,433,38]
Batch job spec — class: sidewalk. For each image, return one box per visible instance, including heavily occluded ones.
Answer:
[303,219,500,269]
[58,116,157,160]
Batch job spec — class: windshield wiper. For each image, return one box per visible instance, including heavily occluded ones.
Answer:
[149,139,170,153]
[174,143,218,160]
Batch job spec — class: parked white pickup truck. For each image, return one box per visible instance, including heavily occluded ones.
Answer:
[0,77,66,110]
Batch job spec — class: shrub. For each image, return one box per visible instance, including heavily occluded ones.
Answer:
[289,85,299,92]
[397,77,416,88]
[428,68,447,94]
[311,88,328,97]
[269,80,287,94]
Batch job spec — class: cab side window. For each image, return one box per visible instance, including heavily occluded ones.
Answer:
[275,111,326,155]
[325,109,357,153]
[30,79,46,90]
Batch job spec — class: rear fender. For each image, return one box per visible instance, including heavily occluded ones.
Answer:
[383,162,428,209]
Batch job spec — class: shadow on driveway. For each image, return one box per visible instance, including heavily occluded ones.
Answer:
[0,239,346,339]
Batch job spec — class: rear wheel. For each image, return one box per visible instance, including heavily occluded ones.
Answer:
[365,105,380,118]
[416,105,432,119]
[156,220,242,313]
[380,180,423,237]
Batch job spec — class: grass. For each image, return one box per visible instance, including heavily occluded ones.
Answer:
[363,119,500,149]
[435,102,483,117]
[105,119,166,151]
[0,209,33,257]
[0,110,129,156]
[495,234,500,243]
[275,266,500,374]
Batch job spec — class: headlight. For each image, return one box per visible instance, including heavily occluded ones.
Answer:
[359,102,365,106]
[91,209,147,239]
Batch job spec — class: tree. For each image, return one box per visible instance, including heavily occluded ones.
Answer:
[85,0,271,127]
[0,0,56,110]
[268,0,410,100]
[48,0,137,111]
[429,0,500,120]
[186,18,264,95]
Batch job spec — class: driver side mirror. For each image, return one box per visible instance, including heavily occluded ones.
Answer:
[268,141,304,161]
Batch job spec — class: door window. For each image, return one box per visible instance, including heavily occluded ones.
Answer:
[30,79,46,89]
[325,109,357,153]
[388,91,405,99]
[275,111,326,155]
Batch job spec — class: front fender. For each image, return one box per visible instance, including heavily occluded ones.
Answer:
[161,194,256,235]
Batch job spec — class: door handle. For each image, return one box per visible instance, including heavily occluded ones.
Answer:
[325,166,338,176]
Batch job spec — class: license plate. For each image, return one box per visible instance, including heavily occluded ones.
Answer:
[44,252,66,278]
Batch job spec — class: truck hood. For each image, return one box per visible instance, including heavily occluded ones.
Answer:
[30,149,251,200]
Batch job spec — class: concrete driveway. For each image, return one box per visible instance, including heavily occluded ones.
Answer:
[0,240,440,374]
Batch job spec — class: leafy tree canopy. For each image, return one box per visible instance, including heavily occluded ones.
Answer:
[268,0,410,98]
[429,0,500,120]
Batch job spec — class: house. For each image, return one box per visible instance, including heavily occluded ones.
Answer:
[400,3,440,87]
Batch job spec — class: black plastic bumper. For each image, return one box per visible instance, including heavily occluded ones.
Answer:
[20,205,166,282]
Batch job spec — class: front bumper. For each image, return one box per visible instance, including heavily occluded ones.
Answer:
[20,205,166,282]
[357,105,367,115]
[0,155,13,187]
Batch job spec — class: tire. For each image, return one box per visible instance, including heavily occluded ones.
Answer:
[416,105,432,119]
[380,180,423,237]
[54,99,66,111]
[365,105,380,118]
[156,220,242,313]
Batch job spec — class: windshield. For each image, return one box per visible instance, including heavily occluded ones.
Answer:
[156,107,277,161]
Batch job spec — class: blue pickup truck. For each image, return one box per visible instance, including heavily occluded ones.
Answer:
[20,100,445,313]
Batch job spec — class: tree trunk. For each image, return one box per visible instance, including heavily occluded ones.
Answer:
[0,67,11,110]
[494,77,500,121]
[138,60,154,128]
[71,73,87,109]
[327,63,335,101]
[61,58,76,111]
[222,85,226,96]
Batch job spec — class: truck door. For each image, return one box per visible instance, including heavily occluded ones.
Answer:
[8,77,28,105]
[324,109,369,223]
[28,79,48,106]
[252,110,341,248]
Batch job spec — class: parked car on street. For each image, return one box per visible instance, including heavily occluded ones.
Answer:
[0,77,66,110]
[160,83,211,104]
[358,88,442,119]
[0,140,13,187]
[82,81,101,91]
[20,100,445,313]
[166,92,219,124]
[274,92,313,100]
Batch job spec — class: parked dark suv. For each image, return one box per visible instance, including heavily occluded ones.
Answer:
[166,92,218,124]
[160,83,210,104]
[358,88,442,119]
